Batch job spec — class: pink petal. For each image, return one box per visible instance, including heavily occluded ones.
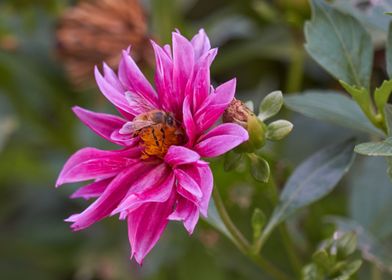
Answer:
[191,49,217,112]
[119,49,158,107]
[169,197,199,234]
[194,78,237,131]
[125,91,156,115]
[70,178,112,200]
[65,162,148,231]
[56,147,139,187]
[191,29,211,59]
[72,106,127,145]
[194,123,248,158]
[172,32,194,106]
[151,40,174,112]
[164,145,200,166]
[175,168,202,203]
[182,95,198,145]
[181,162,213,217]
[103,63,124,93]
[94,66,135,117]
[113,169,175,215]
[127,191,176,264]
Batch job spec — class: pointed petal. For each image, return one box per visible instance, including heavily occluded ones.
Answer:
[125,91,155,115]
[103,63,124,93]
[164,145,200,166]
[94,66,135,117]
[195,78,236,131]
[182,95,198,145]
[72,106,127,145]
[70,178,112,200]
[127,192,176,264]
[191,29,211,59]
[119,49,158,107]
[191,49,217,112]
[194,123,248,158]
[65,162,148,231]
[56,147,139,187]
[151,40,174,112]
[172,32,194,105]
[169,197,199,234]
[175,168,202,201]
[113,169,175,215]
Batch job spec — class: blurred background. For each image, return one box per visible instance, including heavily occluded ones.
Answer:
[1,0,392,279]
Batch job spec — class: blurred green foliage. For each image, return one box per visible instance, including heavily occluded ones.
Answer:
[1,0,392,279]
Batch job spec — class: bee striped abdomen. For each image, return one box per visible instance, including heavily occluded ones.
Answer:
[138,124,182,159]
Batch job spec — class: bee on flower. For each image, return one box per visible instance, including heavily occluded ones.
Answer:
[56,29,249,264]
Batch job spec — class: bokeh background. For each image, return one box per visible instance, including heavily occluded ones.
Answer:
[1,0,392,279]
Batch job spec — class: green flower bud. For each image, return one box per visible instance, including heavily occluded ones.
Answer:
[251,208,266,241]
[266,120,293,141]
[258,91,283,121]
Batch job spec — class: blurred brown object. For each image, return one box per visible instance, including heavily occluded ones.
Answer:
[0,35,19,52]
[56,0,152,87]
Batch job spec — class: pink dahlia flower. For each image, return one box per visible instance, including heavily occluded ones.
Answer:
[56,29,248,264]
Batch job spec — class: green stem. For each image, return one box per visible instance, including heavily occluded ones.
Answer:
[279,224,303,276]
[212,187,291,280]
[371,264,382,280]
[285,43,305,93]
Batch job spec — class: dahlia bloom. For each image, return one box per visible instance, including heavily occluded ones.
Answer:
[56,29,248,264]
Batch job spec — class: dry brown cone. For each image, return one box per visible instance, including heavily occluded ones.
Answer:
[56,0,153,87]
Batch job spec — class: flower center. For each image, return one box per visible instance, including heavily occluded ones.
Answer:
[134,110,184,160]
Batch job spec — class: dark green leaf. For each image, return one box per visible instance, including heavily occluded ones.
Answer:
[285,91,383,136]
[224,151,243,171]
[354,138,392,156]
[263,139,355,235]
[305,0,373,88]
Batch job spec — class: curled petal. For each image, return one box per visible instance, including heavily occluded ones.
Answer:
[70,178,112,200]
[127,191,176,264]
[194,123,248,158]
[72,106,126,145]
[94,66,134,117]
[65,162,148,231]
[182,95,197,145]
[195,78,236,131]
[119,49,158,107]
[175,168,202,202]
[56,147,139,187]
[113,169,175,215]
[164,145,200,166]
[169,197,199,234]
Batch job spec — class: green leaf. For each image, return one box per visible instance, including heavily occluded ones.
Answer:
[385,104,392,135]
[374,79,392,118]
[285,91,384,136]
[263,139,355,236]
[305,0,373,88]
[258,90,283,121]
[266,120,293,141]
[354,137,392,156]
[248,153,270,183]
[336,232,357,258]
[328,217,392,273]
[339,81,372,116]
[335,260,362,280]
[387,22,392,78]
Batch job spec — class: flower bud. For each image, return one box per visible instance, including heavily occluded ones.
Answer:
[266,120,293,141]
[223,98,267,152]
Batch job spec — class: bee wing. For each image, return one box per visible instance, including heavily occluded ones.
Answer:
[125,91,155,113]
[119,120,155,134]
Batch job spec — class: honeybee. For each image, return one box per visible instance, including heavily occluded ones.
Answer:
[124,110,184,159]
